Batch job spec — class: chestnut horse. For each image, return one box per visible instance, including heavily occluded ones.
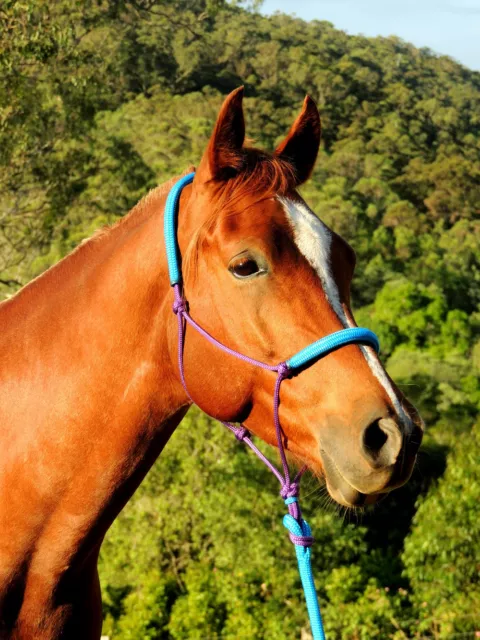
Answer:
[0,88,423,639]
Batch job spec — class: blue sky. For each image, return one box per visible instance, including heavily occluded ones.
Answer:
[261,0,480,70]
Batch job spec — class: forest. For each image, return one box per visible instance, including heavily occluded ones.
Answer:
[1,0,479,637]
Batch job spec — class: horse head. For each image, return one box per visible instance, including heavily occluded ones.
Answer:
[173,87,423,508]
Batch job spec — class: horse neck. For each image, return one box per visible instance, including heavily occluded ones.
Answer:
[0,185,198,619]
[1,184,190,511]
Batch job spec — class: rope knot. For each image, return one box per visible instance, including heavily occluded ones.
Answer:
[287,530,315,547]
[234,426,250,442]
[173,298,186,315]
[277,362,290,380]
[283,514,315,548]
[280,481,299,500]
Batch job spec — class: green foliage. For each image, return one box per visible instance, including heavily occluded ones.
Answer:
[99,410,371,639]
[403,422,480,638]
[2,1,479,637]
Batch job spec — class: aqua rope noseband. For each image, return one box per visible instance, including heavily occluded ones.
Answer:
[164,172,380,639]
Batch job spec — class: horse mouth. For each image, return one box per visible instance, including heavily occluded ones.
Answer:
[320,449,383,508]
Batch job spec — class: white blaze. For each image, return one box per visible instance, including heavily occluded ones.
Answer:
[279,197,409,426]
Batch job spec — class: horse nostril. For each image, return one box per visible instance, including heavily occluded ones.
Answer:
[361,418,402,468]
[363,419,388,451]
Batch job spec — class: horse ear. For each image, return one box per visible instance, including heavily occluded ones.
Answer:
[196,87,245,182]
[274,96,321,186]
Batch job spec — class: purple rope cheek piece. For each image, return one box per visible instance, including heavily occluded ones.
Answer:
[165,173,380,640]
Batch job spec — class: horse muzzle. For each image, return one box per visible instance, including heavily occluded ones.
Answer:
[319,418,424,508]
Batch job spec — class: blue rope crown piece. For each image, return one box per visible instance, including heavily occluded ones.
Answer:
[164,172,195,285]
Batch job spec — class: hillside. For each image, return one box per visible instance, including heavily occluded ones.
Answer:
[1,1,479,637]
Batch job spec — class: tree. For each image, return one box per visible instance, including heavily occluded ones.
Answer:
[403,422,480,638]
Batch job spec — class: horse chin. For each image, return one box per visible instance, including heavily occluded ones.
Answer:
[325,479,383,509]
[320,449,384,509]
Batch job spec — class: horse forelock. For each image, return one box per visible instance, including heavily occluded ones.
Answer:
[214,147,296,202]
[181,149,297,284]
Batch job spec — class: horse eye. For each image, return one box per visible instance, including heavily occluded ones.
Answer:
[230,257,261,279]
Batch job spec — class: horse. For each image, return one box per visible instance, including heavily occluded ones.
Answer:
[0,87,423,639]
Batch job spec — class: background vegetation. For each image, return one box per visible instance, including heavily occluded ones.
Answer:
[1,0,479,637]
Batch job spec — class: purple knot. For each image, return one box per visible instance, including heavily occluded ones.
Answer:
[280,482,299,500]
[277,362,290,380]
[173,298,186,315]
[288,531,314,547]
[234,426,250,441]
